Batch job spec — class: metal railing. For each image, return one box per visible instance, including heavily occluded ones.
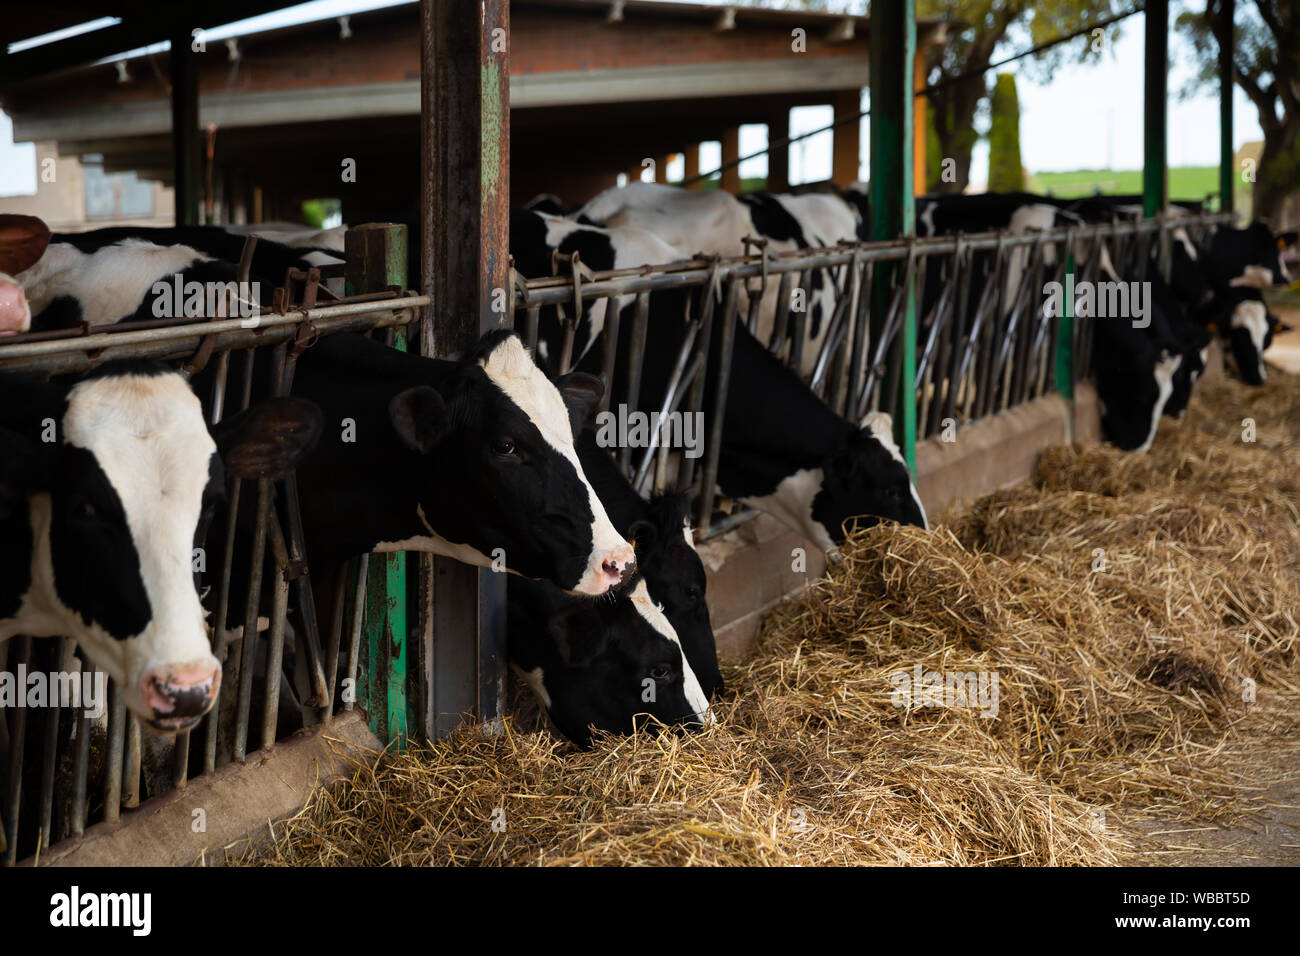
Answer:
[509,211,1232,539]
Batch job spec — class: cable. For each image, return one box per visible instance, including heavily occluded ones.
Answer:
[679,4,1146,187]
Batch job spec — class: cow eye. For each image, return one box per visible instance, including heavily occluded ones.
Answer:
[491,438,517,457]
[649,664,673,682]
[684,586,703,603]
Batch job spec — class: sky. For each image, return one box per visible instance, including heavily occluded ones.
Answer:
[0,0,1266,196]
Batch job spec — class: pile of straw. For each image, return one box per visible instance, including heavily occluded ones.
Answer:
[237,373,1299,866]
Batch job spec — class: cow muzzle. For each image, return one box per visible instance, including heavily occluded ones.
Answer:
[576,543,637,595]
[0,275,30,336]
[140,660,222,732]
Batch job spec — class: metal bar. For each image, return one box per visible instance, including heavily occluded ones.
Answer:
[261,516,292,751]
[2,636,30,864]
[697,282,740,535]
[69,669,93,838]
[619,292,650,473]
[344,555,369,713]
[233,478,272,763]
[1217,0,1235,213]
[102,679,125,824]
[1144,0,1169,217]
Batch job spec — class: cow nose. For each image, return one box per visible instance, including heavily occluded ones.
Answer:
[0,279,29,335]
[601,554,636,588]
[141,662,221,730]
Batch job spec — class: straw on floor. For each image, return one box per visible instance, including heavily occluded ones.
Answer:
[235,370,1300,866]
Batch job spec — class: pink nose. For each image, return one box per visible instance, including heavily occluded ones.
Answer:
[600,554,636,589]
[140,662,221,729]
[0,278,29,336]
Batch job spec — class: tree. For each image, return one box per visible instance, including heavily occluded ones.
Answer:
[917,0,1123,193]
[987,73,1025,190]
[755,0,1121,193]
[1178,1,1299,225]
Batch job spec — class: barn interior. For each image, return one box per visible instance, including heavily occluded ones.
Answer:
[2,0,945,225]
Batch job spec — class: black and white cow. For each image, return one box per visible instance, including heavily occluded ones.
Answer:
[575,428,722,699]
[206,328,639,604]
[507,560,711,749]
[0,362,321,731]
[13,226,341,333]
[574,182,870,373]
[512,208,928,552]
[1191,222,1297,384]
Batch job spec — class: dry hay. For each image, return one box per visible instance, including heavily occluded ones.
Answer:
[236,373,1299,866]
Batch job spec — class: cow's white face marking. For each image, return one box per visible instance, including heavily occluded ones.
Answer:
[1139,352,1182,454]
[861,411,929,529]
[744,467,837,553]
[17,239,210,326]
[44,374,219,719]
[1231,299,1269,384]
[1229,265,1275,290]
[478,336,634,595]
[682,520,697,553]
[1004,205,1060,300]
[1172,227,1199,262]
[919,202,937,237]
[628,580,711,724]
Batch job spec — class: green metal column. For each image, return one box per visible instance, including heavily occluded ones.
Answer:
[1143,0,1169,218]
[345,224,410,748]
[1055,251,1076,404]
[1217,0,1235,214]
[869,0,917,473]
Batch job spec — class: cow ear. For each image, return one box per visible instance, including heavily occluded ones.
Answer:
[557,372,605,435]
[0,213,51,275]
[859,410,893,439]
[213,397,322,479]
[627,518,658,560]
[548,605,607,668]
[388,386,450,456]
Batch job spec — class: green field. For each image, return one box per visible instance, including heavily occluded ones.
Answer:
[1026,166,1228,202]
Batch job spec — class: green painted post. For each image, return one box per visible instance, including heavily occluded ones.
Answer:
[345,223,409,749]
[1055,252,1075,402]
[1143,0,1169,219]
[1217,0,1235,214]
[869,0,917,473]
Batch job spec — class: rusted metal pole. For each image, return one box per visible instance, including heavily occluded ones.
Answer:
[421,0,511,736]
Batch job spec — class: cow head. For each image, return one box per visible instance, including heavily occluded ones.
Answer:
[5,365,321,732]
[808,412,927,547]
[1211,222,1298,290]
[1225,295,1275,386]
[389,331,636,595]
[516,578,712,749]
[627,493,722,701]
